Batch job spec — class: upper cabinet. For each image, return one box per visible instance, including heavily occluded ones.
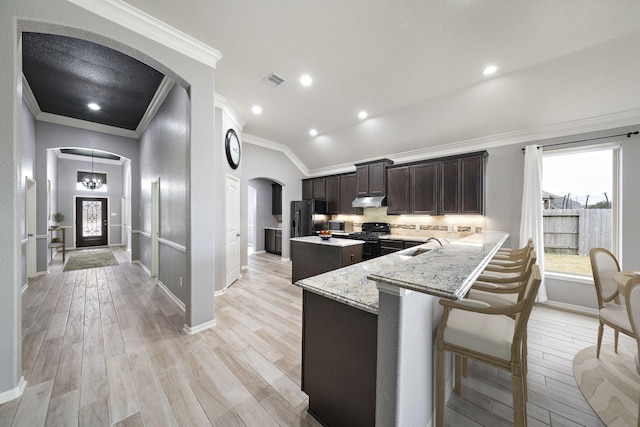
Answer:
[272,183,282,215]
[355,159,393,197]
[339,173,363,215]
[325,175,340,214]
[386,151,486,215]
[302,177,327,200]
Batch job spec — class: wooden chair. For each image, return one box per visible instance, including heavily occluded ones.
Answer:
[624,277,640,426]
[435,265,542,427]
[589,248,634,358]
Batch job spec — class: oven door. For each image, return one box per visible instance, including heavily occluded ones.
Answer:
[362,241,381,260]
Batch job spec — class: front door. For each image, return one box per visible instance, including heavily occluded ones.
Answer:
[76,197,108,247]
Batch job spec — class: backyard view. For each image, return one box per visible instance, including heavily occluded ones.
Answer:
[542,147,614,276]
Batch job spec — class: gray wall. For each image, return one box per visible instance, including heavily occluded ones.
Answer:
[138,83,189,304]
[20,100,36,287]
[56,157,124,248]
[241,142,305,264]
[248,178,279,253]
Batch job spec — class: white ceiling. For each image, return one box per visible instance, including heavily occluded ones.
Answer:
[123,0,640,173]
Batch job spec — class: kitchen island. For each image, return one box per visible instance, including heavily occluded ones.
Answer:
[290,235,364,283]
[294,231,509,427]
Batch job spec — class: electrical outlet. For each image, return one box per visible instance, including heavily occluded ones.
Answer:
[453,225,458,232]
[415,224,420,231]
[471,226,476,234]
[179,277,183,287]
[447,225,453,232]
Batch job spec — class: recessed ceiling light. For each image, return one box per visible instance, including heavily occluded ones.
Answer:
[252,105,263,115]
[88,102,100,111]
[300,75,313,86]
[358,111,368,119]
[309,129,318,136]
[483,65,498,76]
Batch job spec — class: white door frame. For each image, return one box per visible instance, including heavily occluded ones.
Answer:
[26,177,37,278]
[151,179,160,277]
[225,174,241,287]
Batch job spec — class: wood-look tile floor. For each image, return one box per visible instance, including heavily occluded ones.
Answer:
[0,248,635,426]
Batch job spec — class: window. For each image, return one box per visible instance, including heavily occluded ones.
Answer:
[542,144,619,276]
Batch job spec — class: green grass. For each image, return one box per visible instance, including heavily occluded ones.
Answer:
[544,253,592,276]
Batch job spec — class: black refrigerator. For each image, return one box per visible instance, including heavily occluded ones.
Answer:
[291,200,328,237]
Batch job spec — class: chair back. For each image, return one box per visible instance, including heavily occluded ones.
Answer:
[625,277,640,374]
[512,265,542,357]
[590,248,621,307]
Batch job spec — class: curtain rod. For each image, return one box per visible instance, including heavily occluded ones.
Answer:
[521,131,639,152]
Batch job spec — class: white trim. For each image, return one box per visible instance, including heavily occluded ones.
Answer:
[132,230,151,238]
[37,112,139,138]
[36,234,48,239]
[215,94,246,129]
[183,319,216,335]
[132,260,151,276]
[67,0,222,68]
[21,239,28,245]
[157,280,186,313]
[56,150,125,166]
[109,224,122,227]
[136,77,175,135]
[376,282,410,296]
[243,133,309,176]
[537,300,599,318]
[280,257,290,262]
[158,238,186,253]
[22,284,28,293]
[0,377,26,404]
[241,264,248,271]
[21,75,40,117]
[545,271,594,285]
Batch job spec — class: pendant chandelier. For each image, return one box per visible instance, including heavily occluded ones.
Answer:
[82,150,103,190]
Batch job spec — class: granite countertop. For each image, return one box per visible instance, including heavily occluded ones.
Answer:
[264,226,282,230]
[290,235,365,247]
[379,234,449,243]
[293,231,508,314]
[369,231,509,300]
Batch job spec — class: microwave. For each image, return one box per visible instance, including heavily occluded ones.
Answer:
[328,221,353,233]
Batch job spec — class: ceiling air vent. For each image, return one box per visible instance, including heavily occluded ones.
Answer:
[262,72,285,87]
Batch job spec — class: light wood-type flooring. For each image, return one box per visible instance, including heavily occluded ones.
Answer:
[0,248,635,426]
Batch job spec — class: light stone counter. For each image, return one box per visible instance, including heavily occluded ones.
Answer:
[293,231,509,314]
[290,235,364,247]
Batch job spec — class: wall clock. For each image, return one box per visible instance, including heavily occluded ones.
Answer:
[225,128,241,169]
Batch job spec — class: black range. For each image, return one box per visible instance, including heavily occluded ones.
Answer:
[336,222,390,261]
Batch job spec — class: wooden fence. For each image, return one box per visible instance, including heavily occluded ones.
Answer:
[543,209,611,256]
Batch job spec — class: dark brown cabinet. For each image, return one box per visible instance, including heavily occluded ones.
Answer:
[325,175,340,214]
[355,159,393,196]
[380,238,424,255]
[265,228,282,255]
[412,162,438,214]
[313,177,326,199]
[272,183,282,215]
[386,166,411,214]
[386,152,485,216]
[339,173,362,215]
[302,179,313,200]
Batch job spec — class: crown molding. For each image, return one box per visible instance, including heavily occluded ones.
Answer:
[37,112,138,138]
[242,133,309,176]
[135,76,175,135]
[67,0,222,68]
[214,94,246,130]
[21,75,40,117]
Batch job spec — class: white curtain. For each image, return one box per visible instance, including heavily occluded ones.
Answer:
[520,145,547,302]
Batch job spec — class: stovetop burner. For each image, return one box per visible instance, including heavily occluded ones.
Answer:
[349,222,390,241]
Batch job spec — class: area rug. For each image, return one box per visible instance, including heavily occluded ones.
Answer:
[63,249,119,271]
[573,344,640,426]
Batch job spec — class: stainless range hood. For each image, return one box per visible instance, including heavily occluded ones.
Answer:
[352,196,386,208]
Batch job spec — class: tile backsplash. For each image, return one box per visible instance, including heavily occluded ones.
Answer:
[331,207,486,239]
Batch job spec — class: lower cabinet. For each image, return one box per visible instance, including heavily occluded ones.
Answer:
[380,239,424,255]
[265,228,282,255]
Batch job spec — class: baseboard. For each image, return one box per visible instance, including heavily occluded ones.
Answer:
[21,283,28,293]
[132,260,151,276]
[536,300,598,317]
[156,280,186,313]
[37,270,48,276]
[0,377,26,404]
[281,257,290,262]
[241,264,249,271]
[183,319,216,335]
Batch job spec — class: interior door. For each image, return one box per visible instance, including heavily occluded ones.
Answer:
[76,197,108,247]
[26,178,37,278]
[225,174,241,287]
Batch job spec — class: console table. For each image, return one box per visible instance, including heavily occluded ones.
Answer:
[48,227,66,262]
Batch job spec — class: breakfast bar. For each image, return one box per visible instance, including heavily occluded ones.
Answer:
[294,231,509,427]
